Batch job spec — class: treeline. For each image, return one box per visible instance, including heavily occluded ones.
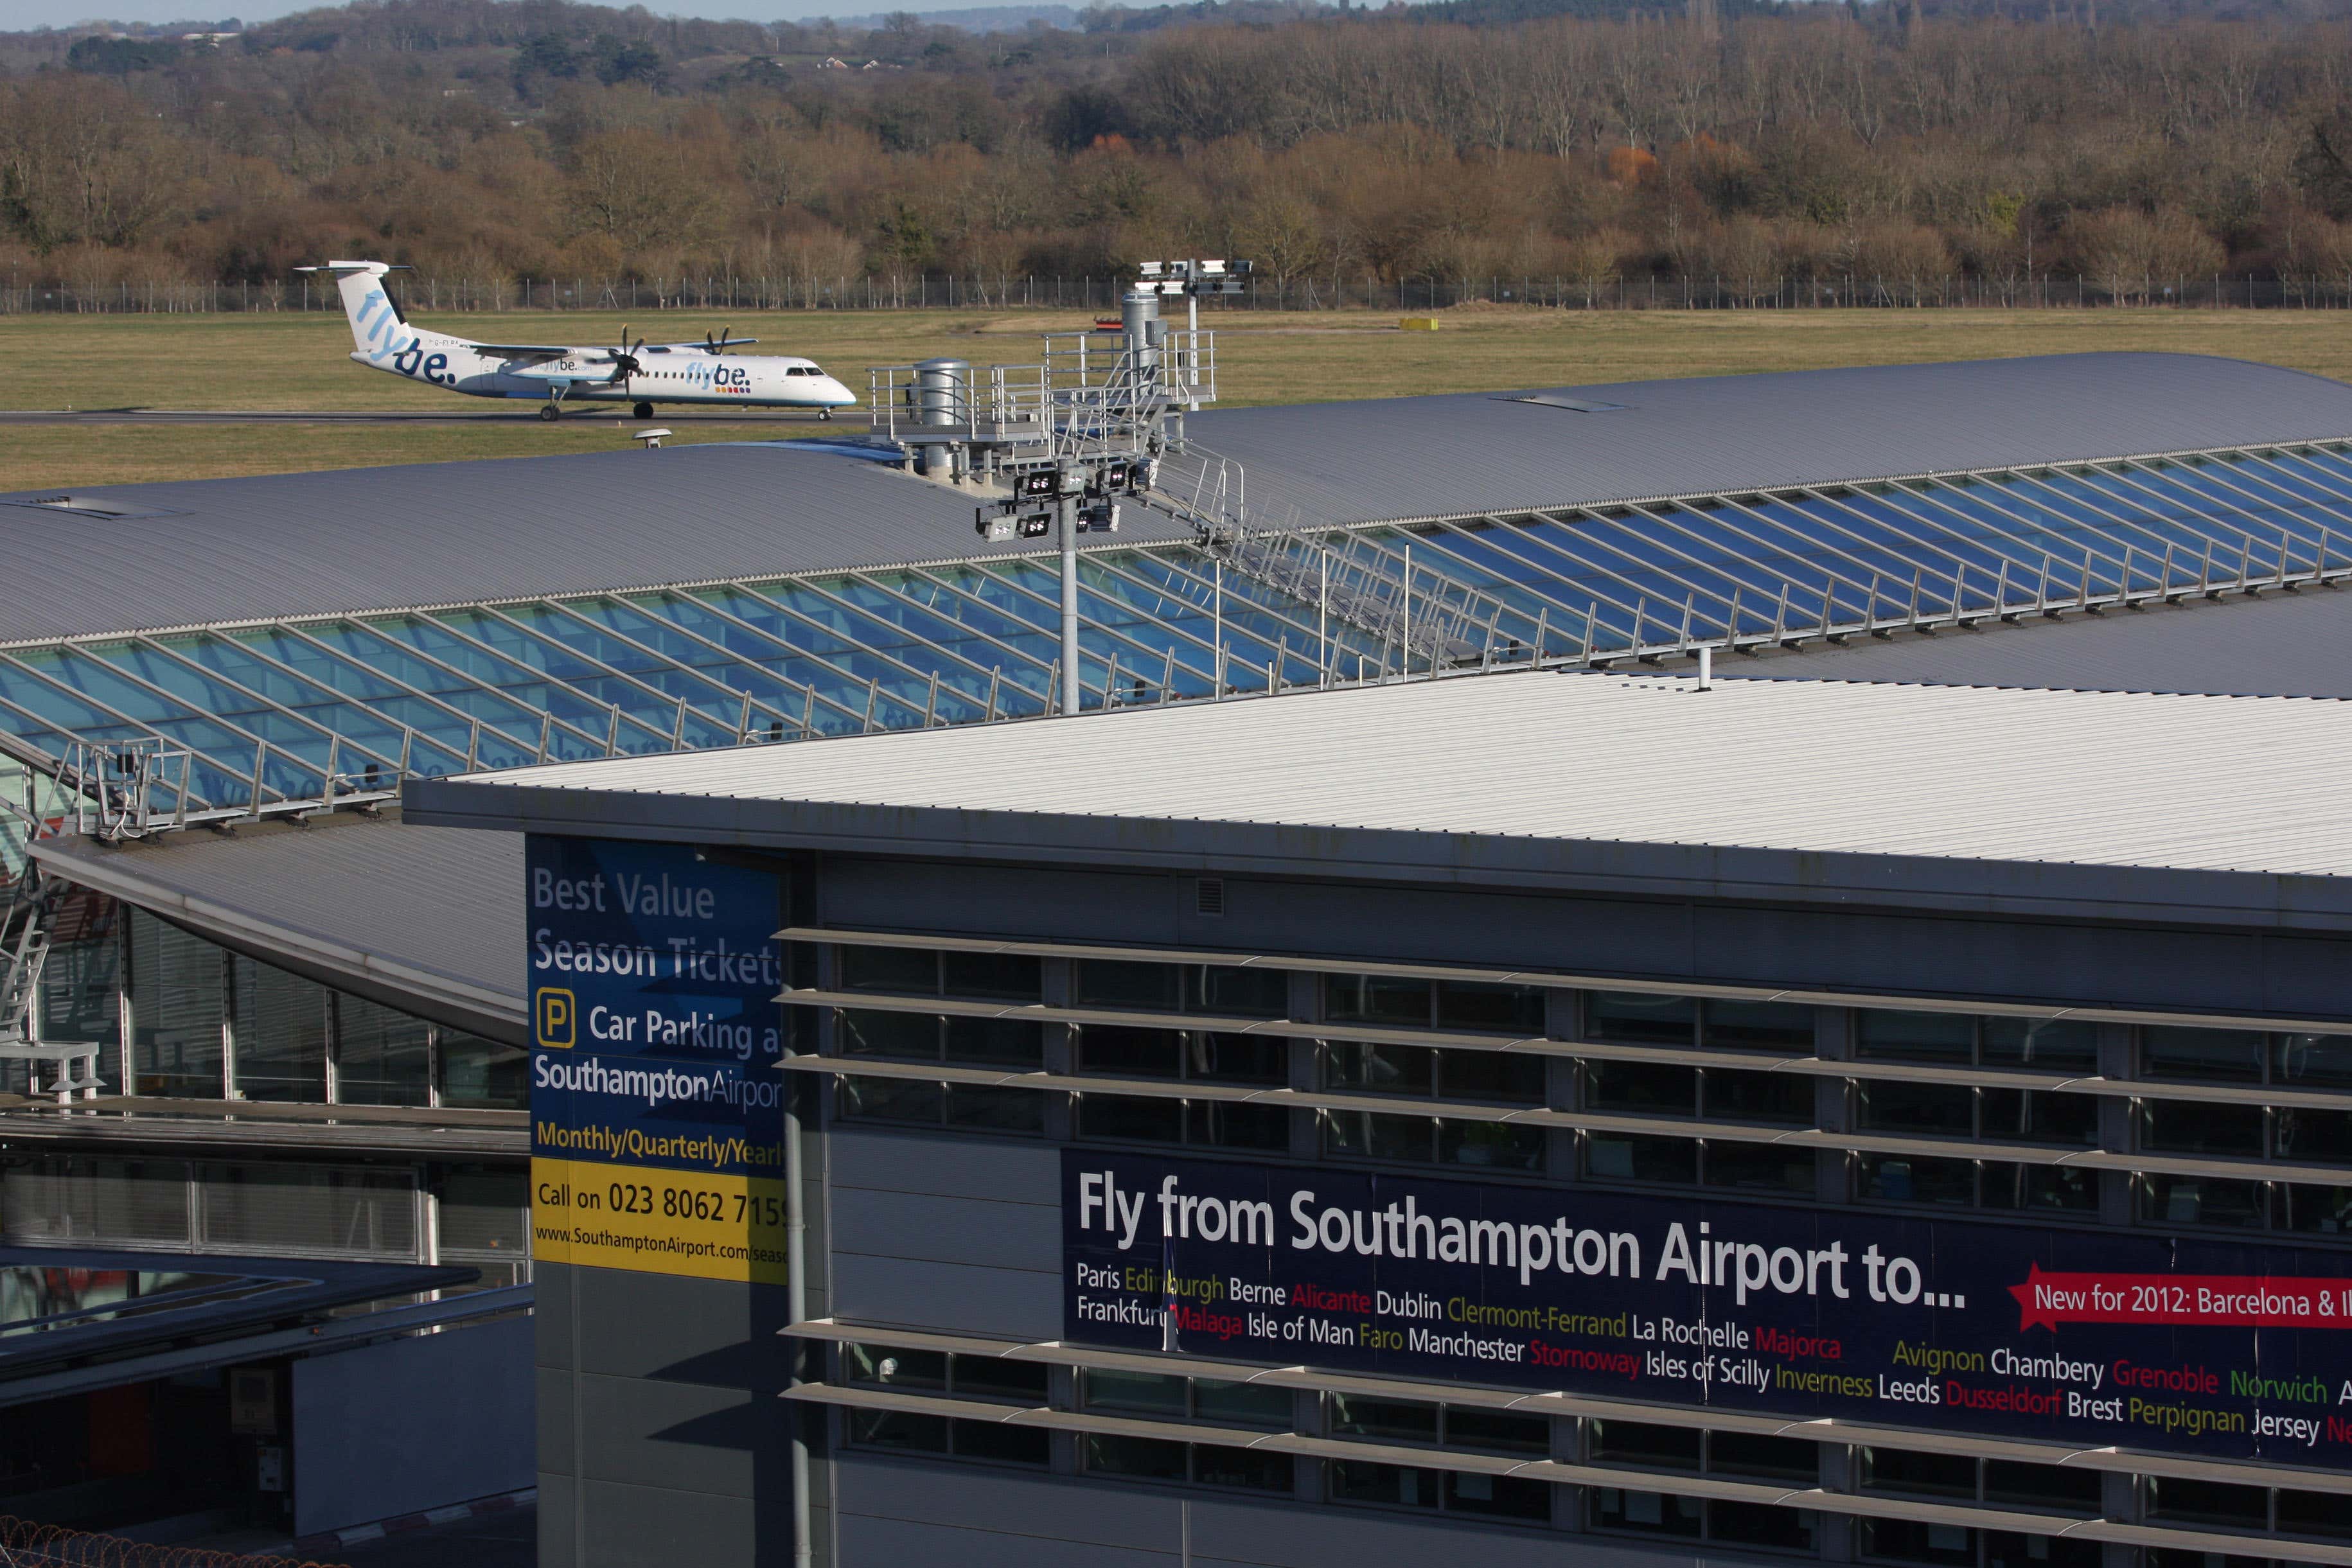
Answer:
[5,0,2352,301]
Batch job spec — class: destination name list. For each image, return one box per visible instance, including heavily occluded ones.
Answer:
[1062,1154,2352,1462]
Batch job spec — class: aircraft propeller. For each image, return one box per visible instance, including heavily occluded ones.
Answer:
[608,326,647,389]
[702,325,744,355]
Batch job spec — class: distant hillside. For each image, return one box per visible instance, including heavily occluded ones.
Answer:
[835,4,1081,30]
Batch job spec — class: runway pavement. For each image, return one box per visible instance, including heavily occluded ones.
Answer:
[0,407,847,425]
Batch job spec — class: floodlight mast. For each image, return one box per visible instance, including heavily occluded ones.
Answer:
[1057,461,1081,714]
[869,268,1242,716]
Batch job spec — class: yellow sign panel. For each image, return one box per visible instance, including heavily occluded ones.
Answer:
[535,987,577,1048]
[531,1157,790,1285]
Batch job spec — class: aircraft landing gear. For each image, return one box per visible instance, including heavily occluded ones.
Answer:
[633,401,654,420]
[538,403,561,423]
[818,409,833,422]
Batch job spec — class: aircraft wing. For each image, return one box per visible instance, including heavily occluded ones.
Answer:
[472,342,582,360]
[649,338,758,352]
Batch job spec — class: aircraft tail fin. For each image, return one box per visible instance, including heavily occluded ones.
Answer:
[296,261,413,355]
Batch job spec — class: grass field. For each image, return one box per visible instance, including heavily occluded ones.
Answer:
[8,304,2351,489]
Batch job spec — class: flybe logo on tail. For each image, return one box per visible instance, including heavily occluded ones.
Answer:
[355,287,400,349]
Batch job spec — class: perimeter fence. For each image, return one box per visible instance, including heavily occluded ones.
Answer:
[6,272,2352,315]
[0,1517,344,1568]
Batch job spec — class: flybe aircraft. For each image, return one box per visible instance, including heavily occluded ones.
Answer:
[299,260,859,421]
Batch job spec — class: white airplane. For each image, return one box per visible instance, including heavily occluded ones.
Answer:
[297,260,858,421]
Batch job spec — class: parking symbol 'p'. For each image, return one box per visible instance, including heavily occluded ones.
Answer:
[537,988,576,1048]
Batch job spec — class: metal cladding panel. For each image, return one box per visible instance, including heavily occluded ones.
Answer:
[1189,352,2352,525]
[829,1252,1059,1341]
[30,811,524,1032]
[833,1461,1699,1568]
[418,672,2352,884]
[0,442,1194,644]
[1710,584,2352,698]
[290,1315,535,1537]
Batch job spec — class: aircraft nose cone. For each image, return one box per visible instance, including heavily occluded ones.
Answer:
[818,378,856,407]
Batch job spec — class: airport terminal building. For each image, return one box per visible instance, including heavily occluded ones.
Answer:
[2,351,2352,1562]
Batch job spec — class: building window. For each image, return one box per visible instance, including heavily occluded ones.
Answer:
[1579,1420,1829,1547]
[438,1164,529,1284]
[847,1408,1048,1467]
[2141,1026,2352,1089]
[127,907,224,1098]
[1,1153,192,1246]
[197,1161,418,1258]
[1857,1011,2098,1073]
[846,1343,1049,1404]
[1859,1470,2104,1568]
[228,954,326,1102]
[1591,1487,1703,1538]
[1325,974,1546,1037]
[1329,1461,1550,1522]
[333,992,432,1107]
[1323,1041,1543,1104]
[1863,1520,1981,1567]
[1081,1434,1289,1493]
[1082,1368,1290,1430]
[1981,1534,2101,1568]
[836,1007,1043,1068]
[1079,1025,1285,1085]
[837,944,1041,1004]
[1075,1095,1287,1152]
[2140,1100,2352,1163]
[1859,1155,2095,1213]
[1072,1371,1295,1490]
[838,1344,1052,1464]
[2134,1099,2352,1231]
[439,1026,528,1110]
[1323,1110,1545,1172]
[1320,1397,1549,1520]
[2138,1174,2268,1229]
[1857,1083,2098,1145]
[1075,959,1288,1019]
[2276,1183,2352,1234]
[1584,1133,1812,1194]
[1327,1394,1548,1456]
[835,1074,1043,1134]
[2274,1487,2352,1542]
[1587,1061,1812,1124]
[1591,1488,1816,1553]
[2142,1477,2351,1542]
[1587,992,1816,1052]
[1864,1449,2102,1515]
[1589,1420,1815,1481]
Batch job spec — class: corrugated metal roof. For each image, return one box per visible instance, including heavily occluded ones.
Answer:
[419,671,2352,881]
[0,443,1194,644]
[1707,583,2352,698]
[30,811,524,1037]
[6,353,2343,645]
[1190,352,2352,526]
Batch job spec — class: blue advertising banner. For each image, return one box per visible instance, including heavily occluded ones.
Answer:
[525,835,790,1282]
[1063,1150,2352,1468]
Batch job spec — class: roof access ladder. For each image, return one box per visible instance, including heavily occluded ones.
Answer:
[1151,446,1510,677]
[0,864,102,1104]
